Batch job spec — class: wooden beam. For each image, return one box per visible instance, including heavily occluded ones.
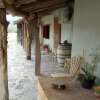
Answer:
[6,5,26,17]
[0,0,5,8]
[37,2,73,12]
[28,17,41,76]
[3,0,27,17]
[0,8,9,100]
[36,2,73,17]
[12,0,36,7]
[20,0,73,12]
[37,10,53,18]
[5,0,15,4]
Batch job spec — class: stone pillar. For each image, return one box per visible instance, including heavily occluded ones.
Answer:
[28,17,41,75]
[0,9,9,100]
[26,24,31,60]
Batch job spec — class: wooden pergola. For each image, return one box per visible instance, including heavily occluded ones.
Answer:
[0,0,74,99]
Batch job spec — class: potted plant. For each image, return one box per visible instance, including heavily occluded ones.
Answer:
[40,43,45,51]
[93,85,100,98]
[79,46,100,89]
[44,44,49,53]
[80,62,96,89]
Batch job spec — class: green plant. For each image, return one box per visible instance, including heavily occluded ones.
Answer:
[79,46,100,89]
[80,62,96,80]
[79,63,95,89]
[81,46,100,79]
[44,44,49,48]
[80,62,96,89]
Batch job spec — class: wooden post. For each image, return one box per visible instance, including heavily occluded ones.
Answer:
[20,24,23,46]
[34,27,41,75]
[26,24,31,60]
[17,23,22,43]
[28,17,41,75]
[0,9,9,100]
[21,22,24,47]
[23,22,26,51]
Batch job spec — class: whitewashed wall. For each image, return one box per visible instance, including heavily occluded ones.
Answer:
[61,23,73,43]
[40,14,54,51]
[40,8,73,51]
[54,9,73,44]
[72,0,100,81]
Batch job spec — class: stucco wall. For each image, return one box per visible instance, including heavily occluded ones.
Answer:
[42,14,54,51]
[40,8,73,51]
[72,0,100,80]
[61,23,73,43]
[54,9,73,44]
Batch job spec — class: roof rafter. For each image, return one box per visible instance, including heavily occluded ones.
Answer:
[3,0,27,17]
[19,0,74,12]
[12,0,36,7]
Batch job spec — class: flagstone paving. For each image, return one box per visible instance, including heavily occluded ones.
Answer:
[8,43,64,100]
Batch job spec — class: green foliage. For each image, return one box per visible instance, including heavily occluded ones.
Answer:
[80,45,100,81]
[44,44,49,48]
[81,62,96,80]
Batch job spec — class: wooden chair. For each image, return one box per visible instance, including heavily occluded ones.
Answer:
[51,56,82,77]
[64,56,82,76]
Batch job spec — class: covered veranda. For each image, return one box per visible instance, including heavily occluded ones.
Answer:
[1,0,100,100]
[0,0,73,99]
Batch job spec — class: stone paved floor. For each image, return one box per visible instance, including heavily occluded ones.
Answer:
[8,43,64,100]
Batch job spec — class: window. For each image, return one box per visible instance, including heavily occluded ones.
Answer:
[43,25,50,39]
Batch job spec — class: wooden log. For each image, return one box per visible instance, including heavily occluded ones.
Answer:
[26,24,31,60]
[0,8,9,100]
[28,17,41,75]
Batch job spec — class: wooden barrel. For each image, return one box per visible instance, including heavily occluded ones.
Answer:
[57,43,72,67]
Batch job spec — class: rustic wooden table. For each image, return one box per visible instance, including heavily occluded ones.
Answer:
[38,76,100,100]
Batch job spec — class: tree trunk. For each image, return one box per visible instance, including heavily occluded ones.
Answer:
[28,17,41,75]
[0,9,9,100]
